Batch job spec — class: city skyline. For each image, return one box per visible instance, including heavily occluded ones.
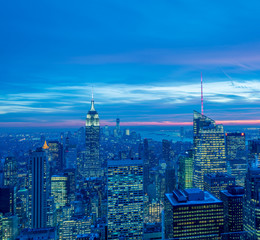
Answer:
[1,1,260,127]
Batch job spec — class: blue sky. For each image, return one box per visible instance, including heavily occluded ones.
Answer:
[1,0,260,127]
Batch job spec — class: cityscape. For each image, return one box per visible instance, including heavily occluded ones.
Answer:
[1,1,260,240]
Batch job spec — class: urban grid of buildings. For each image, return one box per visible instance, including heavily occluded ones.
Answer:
[0,95,260,240]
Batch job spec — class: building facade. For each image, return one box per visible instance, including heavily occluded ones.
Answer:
[107,159,144,239]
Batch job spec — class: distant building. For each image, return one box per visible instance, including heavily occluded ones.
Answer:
[228,158,247,187]
[107,159,144,239]
[162,139,172,164]
[165,188,224,239]
[3,156,17,187]
[1,214,19,240]
[178,150,193,189]
[51,175,68,209]
[48,141,63,173]
[220,186,245,238]
[204,173,235,199]
[248,139,260,166]
[85,96,101,178]
[225,132,246,160]
[193,111,227,190]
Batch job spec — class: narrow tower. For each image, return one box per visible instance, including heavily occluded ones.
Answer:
[85,94,101,178]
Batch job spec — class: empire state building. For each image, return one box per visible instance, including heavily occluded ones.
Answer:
[84,96,101,178]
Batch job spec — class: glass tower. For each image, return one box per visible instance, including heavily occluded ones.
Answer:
[193,111,227,190]
[107,159,144,239]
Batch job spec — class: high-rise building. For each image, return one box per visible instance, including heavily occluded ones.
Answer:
[115,117,120,137]
[3,156,17,187]
[248,139,260,166]
[1,214,19,240]
[228,159,247,187]
[164,188,224,239]
[48,141,63,173]
[107,159,144,239]
[85,96,101,178]
[220,185,245,239]
[225,132,246,160]
[204,173,235,199]
[64,168,76,203]
[193,111,227,190]
[243,168,260,239]
[51,175,68,209]
[28,148,50,229]
[178,150,193,189]
[162,139,173,165]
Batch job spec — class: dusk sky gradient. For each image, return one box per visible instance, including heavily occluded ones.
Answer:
[1,0,260,127]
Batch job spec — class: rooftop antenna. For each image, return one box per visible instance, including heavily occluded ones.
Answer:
[91,86,94,100]
[201,72,204,116]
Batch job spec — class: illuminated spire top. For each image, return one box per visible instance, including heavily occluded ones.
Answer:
[90,89,95,111]
[42,140,49,150]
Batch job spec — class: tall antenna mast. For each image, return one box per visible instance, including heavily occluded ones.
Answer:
[201,72,204,115]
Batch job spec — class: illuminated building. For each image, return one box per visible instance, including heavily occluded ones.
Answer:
[3,156,17,187]
[220,186,245,239]
[51,175,68,209]
[64,169,76,203]
[60,216,91,240]
[85,96,101,178]
[243,168,260,239]
[164,188,224,239]
[1,214,18,240]
[178,150,193,189]
[107,159,144,239]
[28,148,50,228]
[48,141,63,173]
[228,159,247,187]
[16,188,28,228]
[225,132,246,160]
[204,173,235,199]
[193,111,227,190]
[162,139,171,164]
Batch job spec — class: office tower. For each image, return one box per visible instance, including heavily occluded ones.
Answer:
[193,111,227,190]
[0,186,16,215]
[65,146,77,169]
[107,159,144,239]
[46,197,57,228]
[125,129,130,136]
[248,139,260,165]
[220,186,245,239]
[143,139,150,194]
[162,139,172,164]
[204,173,235,199]
[228,159,247,187]
[180,126,184,138]
[243,168,260,239]
[51,175,68,209]
[164,188,224,239]
[116,117,120,136]
[48,141,63,173]
[28,148,50,229]
[225,132,246,160]
[64,169,76,203]
[16,188,29,228]
[85,96,101,178]
[1,214,19,240]
[165,165,176,193]
[3,156,17,187]
[178,150,193,189]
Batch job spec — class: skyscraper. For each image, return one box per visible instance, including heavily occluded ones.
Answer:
[220,186,245,239]
[48,141,63,173]
[193,111,227,190]
[28,148,50,229]
[164,188,224,239]
[107,159,144,239]
[51,175,68,209]
[204,173,235,199]
[178,150,193,189]
[3,156,17,187]
[85,96,101,178]
[243,168,260,239]
[225,132,246,160]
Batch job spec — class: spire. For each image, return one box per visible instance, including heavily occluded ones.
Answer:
[42,140,49,150]
[90,88,95,111]
[201,72,204,116]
